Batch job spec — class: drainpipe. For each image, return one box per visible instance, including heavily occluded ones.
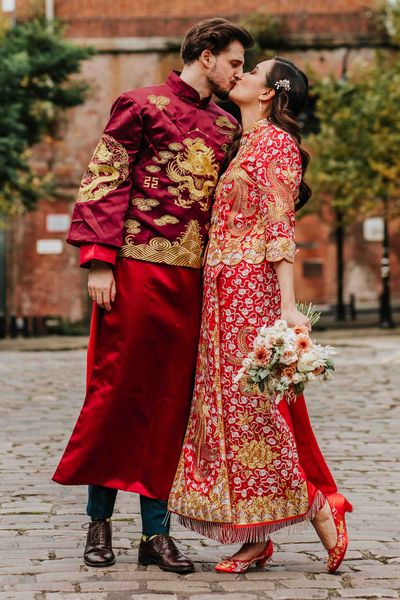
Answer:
[45,0,54,21]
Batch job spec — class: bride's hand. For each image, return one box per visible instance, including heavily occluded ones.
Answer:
[281,306,312,331]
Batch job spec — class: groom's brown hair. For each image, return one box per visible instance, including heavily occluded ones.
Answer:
[181,18,253,64]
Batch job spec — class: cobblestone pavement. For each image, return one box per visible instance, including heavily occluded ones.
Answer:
[0,331,399,600]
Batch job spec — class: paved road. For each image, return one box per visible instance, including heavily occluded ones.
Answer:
[0,331,399,599]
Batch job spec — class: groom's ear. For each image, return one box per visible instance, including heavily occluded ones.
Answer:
[200,49,216,70]
[258,88,275,102]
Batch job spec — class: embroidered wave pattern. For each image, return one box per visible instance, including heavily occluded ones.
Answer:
[119,220,203,268]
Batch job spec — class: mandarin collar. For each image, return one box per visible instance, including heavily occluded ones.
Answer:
[166,71,211,108]
[242,118,270,138]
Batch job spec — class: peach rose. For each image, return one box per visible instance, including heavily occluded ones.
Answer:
[294,325,309,335]
[281,349,298,365]
[313,365,325,375]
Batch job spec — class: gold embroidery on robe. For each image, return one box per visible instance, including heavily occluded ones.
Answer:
[215,115,237,141]
[206,153,297,266]
[191,390,218,483]
[235,484,309,522]
[124,219,141,234]
[166,138,218,211]
[265,161,295,224]
[153,151,175,164]
[206,162,266,266]
[119,219,203,268]
[145,165,161,173]
[148,94,170,110]
[131,197,159,211]
[153,215,180,226]
[168,142,183,151]
[76,134,129,203]
[265,237,296,263]
[233,439,279,469]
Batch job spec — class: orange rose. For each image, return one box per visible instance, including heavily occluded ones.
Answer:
[313,365,325,375]
[282,366,296,379]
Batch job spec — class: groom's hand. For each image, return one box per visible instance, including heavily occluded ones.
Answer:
[88,260,116,312]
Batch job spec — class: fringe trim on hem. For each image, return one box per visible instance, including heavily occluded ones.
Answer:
[175,491,326,544]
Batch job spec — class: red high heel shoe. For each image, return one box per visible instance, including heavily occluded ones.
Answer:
[326,493,353,573]
[215,539,274,573]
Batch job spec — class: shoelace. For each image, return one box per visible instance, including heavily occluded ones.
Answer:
[82,520,108,546]
[154,534,182,549]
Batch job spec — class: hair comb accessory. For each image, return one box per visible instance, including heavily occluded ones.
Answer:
[274,79,291,92]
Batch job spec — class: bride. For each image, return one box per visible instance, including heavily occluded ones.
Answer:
[168,56,352,573]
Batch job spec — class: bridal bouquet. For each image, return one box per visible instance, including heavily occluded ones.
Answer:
[235,312,336,403]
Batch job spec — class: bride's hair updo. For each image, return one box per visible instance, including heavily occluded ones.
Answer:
[265,57,311,210]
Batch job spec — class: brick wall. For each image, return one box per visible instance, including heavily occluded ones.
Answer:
[4,0,398,329]
[14,0,378,41]
[16,0,375,19]
[6,200,87,322]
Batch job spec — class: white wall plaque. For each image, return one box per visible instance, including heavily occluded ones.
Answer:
[363,217,384,242]
[36,239,63,255]
[46,214,70,232]
[2,0,15,12]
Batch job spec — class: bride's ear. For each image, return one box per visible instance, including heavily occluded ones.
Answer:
[258,88,275,102]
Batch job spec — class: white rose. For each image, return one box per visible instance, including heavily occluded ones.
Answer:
[281,351,298,365]
[274,319,288,330]
[292,373,304,384]
[297,350,320,372]
[306,372,317,381]
[254,335,265,347]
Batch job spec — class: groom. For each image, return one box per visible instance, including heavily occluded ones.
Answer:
[53,18,253,573]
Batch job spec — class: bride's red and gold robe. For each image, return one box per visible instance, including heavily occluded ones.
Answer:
[168,121,337,543]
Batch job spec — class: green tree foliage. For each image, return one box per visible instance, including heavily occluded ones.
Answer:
[239,13,284,69]
[0,18,95,218]
[307,52,400,224]
[376,0,400,44]
[307,0,400,223]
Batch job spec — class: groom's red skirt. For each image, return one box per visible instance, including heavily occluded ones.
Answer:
[52,258,203,500]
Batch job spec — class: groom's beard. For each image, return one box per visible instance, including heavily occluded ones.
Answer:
[212,87,231,101]
[207,73,237,101]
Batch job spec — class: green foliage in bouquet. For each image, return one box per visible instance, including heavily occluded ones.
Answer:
[296,302,321,326]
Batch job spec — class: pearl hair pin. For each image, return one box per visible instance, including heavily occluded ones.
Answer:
[274,79,291,92]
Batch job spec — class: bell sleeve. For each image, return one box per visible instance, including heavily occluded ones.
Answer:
[66,94,143,268]
[253,131,302,264]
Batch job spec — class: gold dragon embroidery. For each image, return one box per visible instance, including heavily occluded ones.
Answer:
[166,138,219,211]
[76,134,129,203]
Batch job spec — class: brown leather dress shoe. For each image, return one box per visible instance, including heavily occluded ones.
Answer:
[83,519,116,567]
[138,534,194,573]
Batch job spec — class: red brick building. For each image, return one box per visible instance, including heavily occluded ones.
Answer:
[2,0,398,334]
